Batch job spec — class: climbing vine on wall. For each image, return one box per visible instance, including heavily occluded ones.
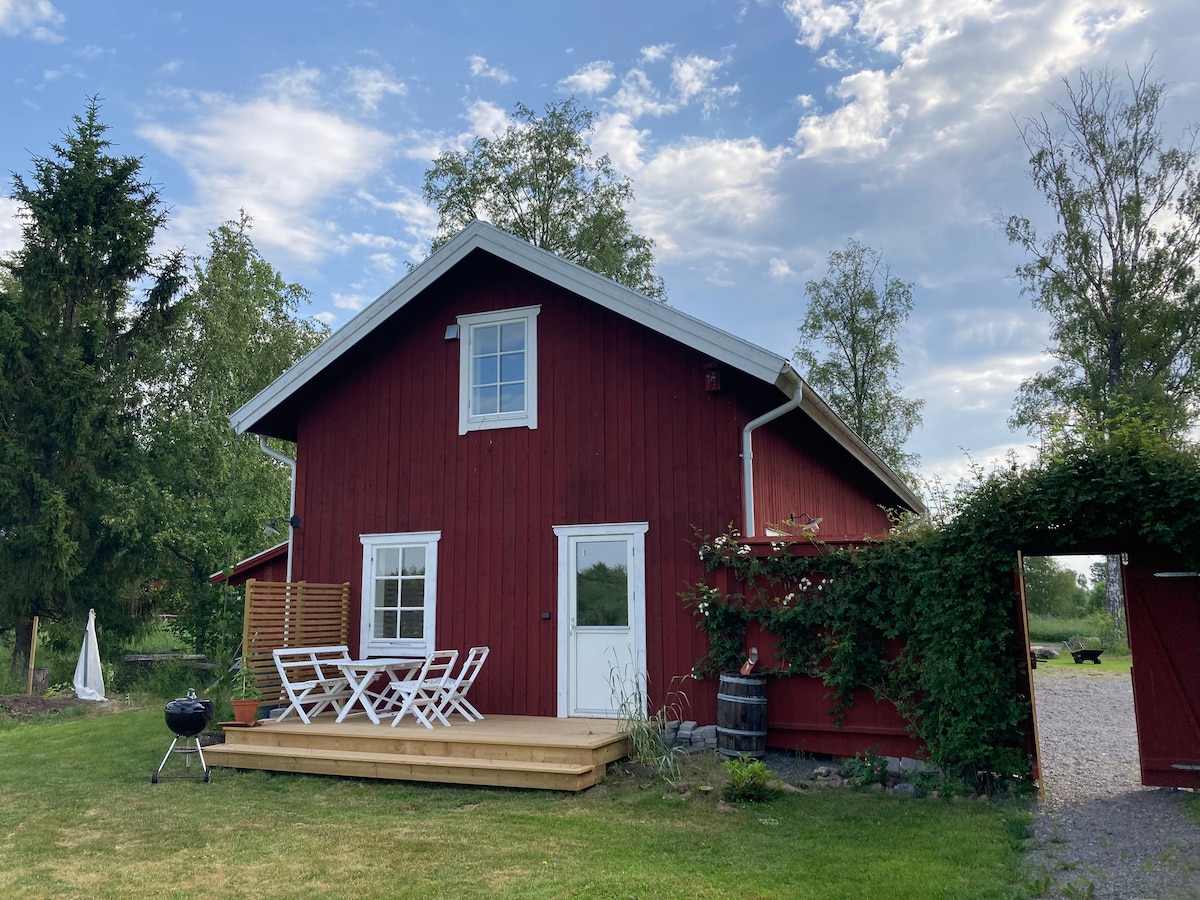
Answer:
[680,430,1200,792]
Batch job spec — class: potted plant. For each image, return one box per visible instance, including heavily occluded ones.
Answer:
[230,661,262,725]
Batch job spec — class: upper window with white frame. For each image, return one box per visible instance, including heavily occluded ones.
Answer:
[359,531,439,656]
[457,305,540,434]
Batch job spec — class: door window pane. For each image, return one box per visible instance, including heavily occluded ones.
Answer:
[575,540,629,627]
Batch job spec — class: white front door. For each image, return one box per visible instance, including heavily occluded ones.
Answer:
[554,523,648,718]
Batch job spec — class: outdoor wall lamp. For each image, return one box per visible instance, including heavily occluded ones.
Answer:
[789,512,823,531]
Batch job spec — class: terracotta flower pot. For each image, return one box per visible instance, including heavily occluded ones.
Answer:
[231,698,260,725]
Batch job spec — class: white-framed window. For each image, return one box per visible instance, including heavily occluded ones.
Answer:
[457,305,540,434]
[359,531,439,656]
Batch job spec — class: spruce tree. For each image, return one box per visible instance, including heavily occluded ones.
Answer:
[0,100,187,674]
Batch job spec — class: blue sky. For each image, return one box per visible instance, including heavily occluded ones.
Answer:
[2,1,1198,493]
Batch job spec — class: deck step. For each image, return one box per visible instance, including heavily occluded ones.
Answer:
[228,728,618,766]
[204,743,606,792]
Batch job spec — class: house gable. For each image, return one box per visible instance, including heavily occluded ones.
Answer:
[230,222,921,514]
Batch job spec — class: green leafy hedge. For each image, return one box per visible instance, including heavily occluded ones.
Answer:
[681,432,1200,793]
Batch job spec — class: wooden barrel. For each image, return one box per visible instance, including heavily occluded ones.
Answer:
[717,671,767,757]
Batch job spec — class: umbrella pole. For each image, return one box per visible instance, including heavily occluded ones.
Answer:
[25,616,39,695]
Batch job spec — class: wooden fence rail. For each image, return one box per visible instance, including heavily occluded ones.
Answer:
[241,579,352,708]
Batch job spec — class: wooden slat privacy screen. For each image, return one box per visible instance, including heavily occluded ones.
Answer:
[241,579,352,706]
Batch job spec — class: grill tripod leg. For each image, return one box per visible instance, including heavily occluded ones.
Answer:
[153,736,181,782]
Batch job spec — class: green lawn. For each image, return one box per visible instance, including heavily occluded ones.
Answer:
[0,705,1035,899]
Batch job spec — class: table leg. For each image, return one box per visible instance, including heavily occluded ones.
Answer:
[337,671,381,724]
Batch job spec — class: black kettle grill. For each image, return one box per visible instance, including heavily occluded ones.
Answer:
[152,688,214,783]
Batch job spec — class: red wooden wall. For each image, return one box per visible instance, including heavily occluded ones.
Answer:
[286,252,909,724]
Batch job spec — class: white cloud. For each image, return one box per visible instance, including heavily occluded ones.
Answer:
[768,257,794,279]
[332,291,371,311]
[612,68,675,118]
[157,59,183,76]
[641,43,673,63]
[0,0,64,42]
[671,54,739,116]
[912,353,1042,415]
[0,197,23,256]
[261,65,323,104]
[816,48,851,70]
[369,252,397,273]
[357,186,439,261]
[920,441,1038,496]
[607,51,740,120]
[795,68,903,159]
[313,310,337,325]
[629,134,790,259]
[557,61,614,95]
[139,71,393,263]
[787,0,1149,162]
[468,54,513,84]
[946,309,1047,351]
[782,0,854,51]
[465,98,509,137]
[345,66,406,112]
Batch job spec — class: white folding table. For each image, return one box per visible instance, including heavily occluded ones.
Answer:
[333,657,427,724]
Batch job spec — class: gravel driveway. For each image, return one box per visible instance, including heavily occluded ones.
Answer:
[1026,667,1199,899]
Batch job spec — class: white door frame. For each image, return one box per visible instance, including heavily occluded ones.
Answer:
[553,522,648,718]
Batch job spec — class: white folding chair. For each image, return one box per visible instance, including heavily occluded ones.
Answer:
[386,650,458,728]
[436,646,489,723]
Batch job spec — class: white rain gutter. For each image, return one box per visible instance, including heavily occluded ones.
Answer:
[258,436,297,582]
[742,386,803,537]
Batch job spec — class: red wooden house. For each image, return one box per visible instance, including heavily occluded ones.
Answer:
[229,221,922,748]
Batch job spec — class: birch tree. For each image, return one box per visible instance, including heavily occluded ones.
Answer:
[794,239,924,480]
[424,98,666,300]
[1003,64,1200,638]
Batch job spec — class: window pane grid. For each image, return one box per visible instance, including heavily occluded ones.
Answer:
[372,545,426,641]
[471,320,526,416]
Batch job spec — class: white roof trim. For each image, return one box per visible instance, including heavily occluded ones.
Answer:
[230,221,922,511]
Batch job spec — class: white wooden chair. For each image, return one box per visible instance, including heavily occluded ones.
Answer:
[272,646,354,723]
[386,650,458,728]
[435,646,490,722]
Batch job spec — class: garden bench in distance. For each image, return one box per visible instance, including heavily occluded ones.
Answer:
[1063,638,1103,665]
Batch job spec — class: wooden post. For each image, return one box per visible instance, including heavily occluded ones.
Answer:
[25,616,39,695]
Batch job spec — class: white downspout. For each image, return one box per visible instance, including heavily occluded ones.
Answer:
[258,436,297,582]
[741,388,802,537]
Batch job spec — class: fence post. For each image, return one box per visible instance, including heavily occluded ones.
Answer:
[25,616,39,695]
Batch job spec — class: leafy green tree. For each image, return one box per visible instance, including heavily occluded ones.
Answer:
[794,239,924,479]
[575,561,629,627]
[1021,556,1089,618]
[424,98,666,300]
[1085,560,1108,614]
[0,100,187,674]
[1004,64,1200,436]
[1004,64,1200,638]
[144,213,328,656]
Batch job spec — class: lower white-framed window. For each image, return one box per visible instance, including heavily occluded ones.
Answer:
[359,531,439,656]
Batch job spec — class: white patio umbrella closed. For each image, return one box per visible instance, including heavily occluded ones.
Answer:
[73,608,106,701]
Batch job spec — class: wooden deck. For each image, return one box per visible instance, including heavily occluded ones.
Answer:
[203,714,633,792]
